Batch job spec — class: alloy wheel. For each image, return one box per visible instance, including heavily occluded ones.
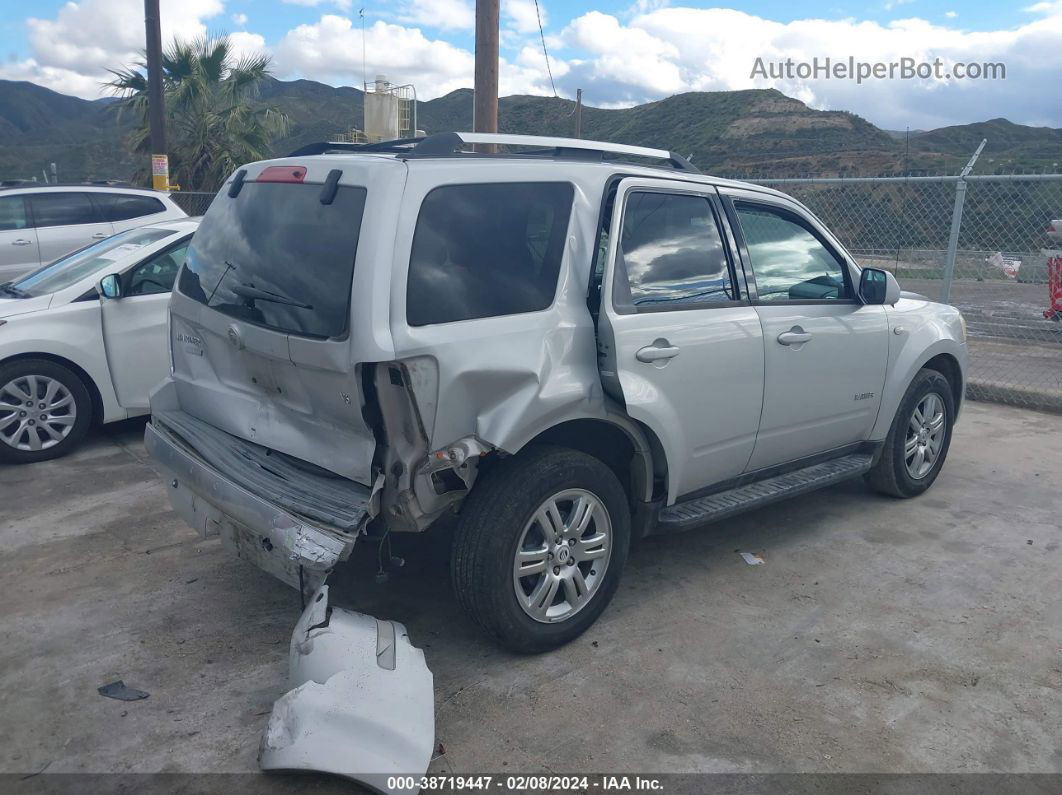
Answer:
[904,391,946,480]
[512,489,612,623]
[0,374,78,452]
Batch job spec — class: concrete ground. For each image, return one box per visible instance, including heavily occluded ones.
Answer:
[2,401,1060,783]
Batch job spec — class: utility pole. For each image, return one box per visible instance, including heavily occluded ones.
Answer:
[574,88,583,139]
[473,0,499,146]
[144,0,169,191]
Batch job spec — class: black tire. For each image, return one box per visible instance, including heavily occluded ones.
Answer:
[0,358,93,464]
[866,368,955,498]
[451,445,631,653]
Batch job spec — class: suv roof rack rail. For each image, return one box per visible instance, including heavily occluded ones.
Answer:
[286,132,700,173]
[286,138,426,157]
[409,132,699,172]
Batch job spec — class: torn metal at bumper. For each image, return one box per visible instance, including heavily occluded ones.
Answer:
[259,585,435,792]
[145,413,381,592]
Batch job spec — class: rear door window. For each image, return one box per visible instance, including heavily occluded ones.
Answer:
[97,193,167,222]
[28,192,103,228]
[177,182,366,338]
[406,182,574,326]
[0,196,29,230]
[614,191,736,309]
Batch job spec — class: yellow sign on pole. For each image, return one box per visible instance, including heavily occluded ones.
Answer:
[151,153,170,191]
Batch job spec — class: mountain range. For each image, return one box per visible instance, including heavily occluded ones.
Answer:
[1,76,1060,187]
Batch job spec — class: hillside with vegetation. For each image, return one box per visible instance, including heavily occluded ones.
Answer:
[1,76,1060,188]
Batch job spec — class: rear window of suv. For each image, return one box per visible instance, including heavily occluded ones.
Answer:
[177,181,367,338]
[406,182,574,326]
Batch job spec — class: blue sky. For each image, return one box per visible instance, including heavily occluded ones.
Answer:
[2,0,1061,130]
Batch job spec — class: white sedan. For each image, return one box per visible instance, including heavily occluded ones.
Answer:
[0,218,199,463]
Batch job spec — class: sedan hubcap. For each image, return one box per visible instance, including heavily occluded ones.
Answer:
[0,375,77,452]
[905,392,946,480]
[513,489,612,624]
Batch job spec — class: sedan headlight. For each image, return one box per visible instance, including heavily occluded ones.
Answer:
[958,313,967,343]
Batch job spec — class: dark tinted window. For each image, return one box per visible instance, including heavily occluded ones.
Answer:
[0,196,28,231]
[735,203,849,301]
[178,182,366,338]
[407,182,574,326]
[28,192,102,228]
[129,240,189,295]
[98,193,166,221]
[614,191,735,308]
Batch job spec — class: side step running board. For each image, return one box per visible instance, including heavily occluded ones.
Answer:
[655,453,875,533]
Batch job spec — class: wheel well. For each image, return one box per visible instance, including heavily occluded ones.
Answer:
[922,353,963,416]
[1,352,104,425]
[526,419,648,501]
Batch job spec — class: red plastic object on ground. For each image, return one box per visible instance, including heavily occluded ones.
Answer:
[1046,252,1062,321]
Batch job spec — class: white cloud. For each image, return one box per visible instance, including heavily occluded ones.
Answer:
[553,6,1062,128]
[0,0,224,98]
[396,0,475,31]
[505,0,544,35]
[283,0,352,10]
[944,10,957,18]
[232,13,248,26]
[1024,1,1062,13]
[274,16,475,96]
[227,31,269,60]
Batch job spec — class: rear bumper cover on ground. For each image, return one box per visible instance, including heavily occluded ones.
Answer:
[259,585,435,792]
[145,413,373,591]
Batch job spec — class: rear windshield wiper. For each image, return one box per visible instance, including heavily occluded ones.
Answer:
[231,283,313,310]
[0,282,29,298]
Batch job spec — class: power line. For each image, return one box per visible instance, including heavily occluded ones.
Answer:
[534,0,557,97]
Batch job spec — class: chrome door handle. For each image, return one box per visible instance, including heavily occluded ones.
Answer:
[636,343,681,363]
[91,232,108,239]
[777,328,812,346]
[11,239,32,246]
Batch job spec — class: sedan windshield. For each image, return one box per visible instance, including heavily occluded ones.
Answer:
[8,227,174,297]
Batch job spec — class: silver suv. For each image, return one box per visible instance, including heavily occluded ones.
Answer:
[0,184,186,280]
[146,133,967,652]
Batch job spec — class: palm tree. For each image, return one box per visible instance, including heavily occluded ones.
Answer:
[106,36,289,191]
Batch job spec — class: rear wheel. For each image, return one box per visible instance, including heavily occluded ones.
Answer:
[866,368,955,498]
[451,446,630,653]
[0,359,93,464]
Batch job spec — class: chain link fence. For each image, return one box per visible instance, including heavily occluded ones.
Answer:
[746,173,1062,412]
[169,191,216,217]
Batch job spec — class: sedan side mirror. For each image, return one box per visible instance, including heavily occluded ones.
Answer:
[99,273,122,299]
[859,267,901,306]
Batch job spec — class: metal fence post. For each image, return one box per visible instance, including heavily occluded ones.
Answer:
[940,138,986,304]
[940,179,966,304]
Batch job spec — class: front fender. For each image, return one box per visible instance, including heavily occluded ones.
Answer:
[869,298,967,440]
[0,302,125,423]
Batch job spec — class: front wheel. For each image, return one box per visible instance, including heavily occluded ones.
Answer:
[0,358,93,464]
[866,368,955,498]
[451,446,630,653]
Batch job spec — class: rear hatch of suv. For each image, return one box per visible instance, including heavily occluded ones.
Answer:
[161,157,406,488]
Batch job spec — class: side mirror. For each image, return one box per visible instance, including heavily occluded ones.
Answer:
[99,273,122,299]
[859,267,901,306]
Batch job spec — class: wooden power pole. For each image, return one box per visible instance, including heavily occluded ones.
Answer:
[574,89,583,139]
[473,0,499,138]
[144,0,169,190]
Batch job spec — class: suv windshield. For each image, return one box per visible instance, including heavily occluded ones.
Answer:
[177,182,367,338]
[7,227,173,297]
